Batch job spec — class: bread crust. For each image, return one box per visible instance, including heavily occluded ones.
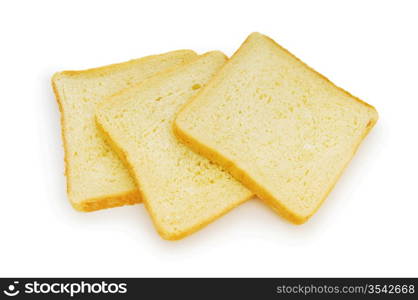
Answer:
[52,50,196,212]
[96,52,252,240]
[174,33,378,224]
[98,114,252,240]
[52,73,142,211]
[174,115,377,224]
[55,50,196,78]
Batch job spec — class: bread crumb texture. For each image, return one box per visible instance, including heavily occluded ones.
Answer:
[52,50,197,211]
[96,52,252,239]
[175,33,378,224]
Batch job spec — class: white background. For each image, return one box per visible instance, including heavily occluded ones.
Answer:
[0,0,417,277]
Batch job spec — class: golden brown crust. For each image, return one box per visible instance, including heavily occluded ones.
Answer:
[163,193,253,240]
[174,103,377,225]
[174,32,379,224]
[51,74,72,196]
[95,52,254,240]
[56,50,196,79]
[51,72,142,212]
[96,115,251,240]
[72,190,141,212]
[302,118,378,222]
[52,50,199,212]
[256,32,378,114]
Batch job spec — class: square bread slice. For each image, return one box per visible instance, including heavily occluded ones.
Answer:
[52,50,197,211]
[96,52,253,240]
[174,33,378,224]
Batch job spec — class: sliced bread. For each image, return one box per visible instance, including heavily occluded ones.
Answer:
[174,33,378,224]
[96,52,253,240]
[52,50,197,211]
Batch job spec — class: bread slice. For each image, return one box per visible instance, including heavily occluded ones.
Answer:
[174,33,378,224]
[52,50,197,211]
[96,52,253,239]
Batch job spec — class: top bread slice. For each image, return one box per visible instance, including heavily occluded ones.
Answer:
[96,52,252,240]
[174,33,378,224]
[52,50,197,211]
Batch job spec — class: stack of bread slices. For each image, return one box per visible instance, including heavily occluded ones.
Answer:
[52,33,378,240]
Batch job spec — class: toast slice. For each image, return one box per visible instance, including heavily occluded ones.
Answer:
[52,50,197,211]
[174,33,378,224]
[96,52,252,239]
